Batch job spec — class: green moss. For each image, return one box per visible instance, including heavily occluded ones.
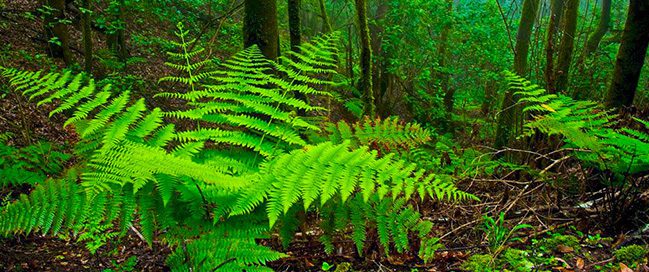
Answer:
[614,245,648,266]
[536,233,580,254]
[501,249,534,272]
[461,254,495,272]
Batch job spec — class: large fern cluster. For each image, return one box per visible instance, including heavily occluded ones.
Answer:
[504,70,649,175]
[0,30,475,271]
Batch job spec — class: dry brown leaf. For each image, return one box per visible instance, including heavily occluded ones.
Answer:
[575,257,585,270]
[557,244,575,253]
[620,263,634,272]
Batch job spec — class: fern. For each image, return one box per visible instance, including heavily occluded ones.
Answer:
[0,139,70,187]
[503,70,649,175]
[325,117,433,150]
[157,33,342,159]
[158,22,217,94]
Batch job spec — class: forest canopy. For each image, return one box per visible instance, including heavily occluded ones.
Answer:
[0,0,648,271]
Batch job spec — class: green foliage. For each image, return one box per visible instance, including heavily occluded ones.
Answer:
[614,245,648,267]
[533,232,580,254]
[482,212,531,251]
[504,70,649,176]
[0,138,70,187]
[158,22,217,92]
[324,117,433,150]
[461,254,494,272]
[158,33,342,159]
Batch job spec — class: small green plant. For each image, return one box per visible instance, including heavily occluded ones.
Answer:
[321,261,333,271]
[482,212,531,252]
[614,244,648,268]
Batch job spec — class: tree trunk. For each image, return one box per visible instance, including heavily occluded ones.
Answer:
[494,0,539,150]
[583,0,611,57]
[544,0,565,93]
[318,0,332,33]
[107,0,127,61]
[81,0,93,73]
[605,0,649,109]
[244,0,279,60]
[45,0,72,65]
[355,0,374,117]
[554,0,578,94]
[288,0,301,54]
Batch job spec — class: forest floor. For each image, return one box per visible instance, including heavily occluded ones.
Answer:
[1,1,648,271]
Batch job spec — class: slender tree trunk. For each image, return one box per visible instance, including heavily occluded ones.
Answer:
[494,0,540,150]
[545,0,565,93]
[244,0,279,60]
[355,0,374,117]
[107,0,127,61]
[481,79,496,116]
[583,0,611,57]
[554,0,578,93]
[347,24,354,78]
[318,0,332,33]
[82,0,93,73]
[288,0,301,54]
[45,0,72,65]
[605,0,649,109]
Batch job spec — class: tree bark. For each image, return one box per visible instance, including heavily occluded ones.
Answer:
[45,0,72,65]
[494,0,540,150]
[583,0,611,57]
[355,0,374,117]
[318,0,332,33]
[554,0,578,93]
[244,0,279,60]
[288,0,301,54]
[544,0,565,93]
[107,0,127,61]
[605,0,649,109]
[81,0,93,73]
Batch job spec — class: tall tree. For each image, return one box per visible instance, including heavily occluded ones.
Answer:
[243,0,279,60]
[544,0,565,93]
[81,0,93,73]
[288,0,301,53]
[355,0,374,117]
[605,0,649,109]
[107,0,127,61]
[45,0,72,65]
[554,0,578,93]
[318,0,332,33]
[583,0,612,57]
[494,0,540,149]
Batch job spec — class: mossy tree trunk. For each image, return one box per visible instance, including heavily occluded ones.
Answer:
[244,0,279,60]
[554,0,578,93]
[605,0,649,109]
[583,0,611,57]
[544,0,564,93]
[355,0,374,117]
[45,0,72,65]
[81,0,93,73]
[494,0,539,150]
[318,0,332,33]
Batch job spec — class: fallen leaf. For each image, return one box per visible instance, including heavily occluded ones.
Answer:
[575,257,584,270]
[620,263,633,272]
[557,244,575,253]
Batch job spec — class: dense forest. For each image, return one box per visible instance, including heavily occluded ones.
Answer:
[0,0,648,271]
